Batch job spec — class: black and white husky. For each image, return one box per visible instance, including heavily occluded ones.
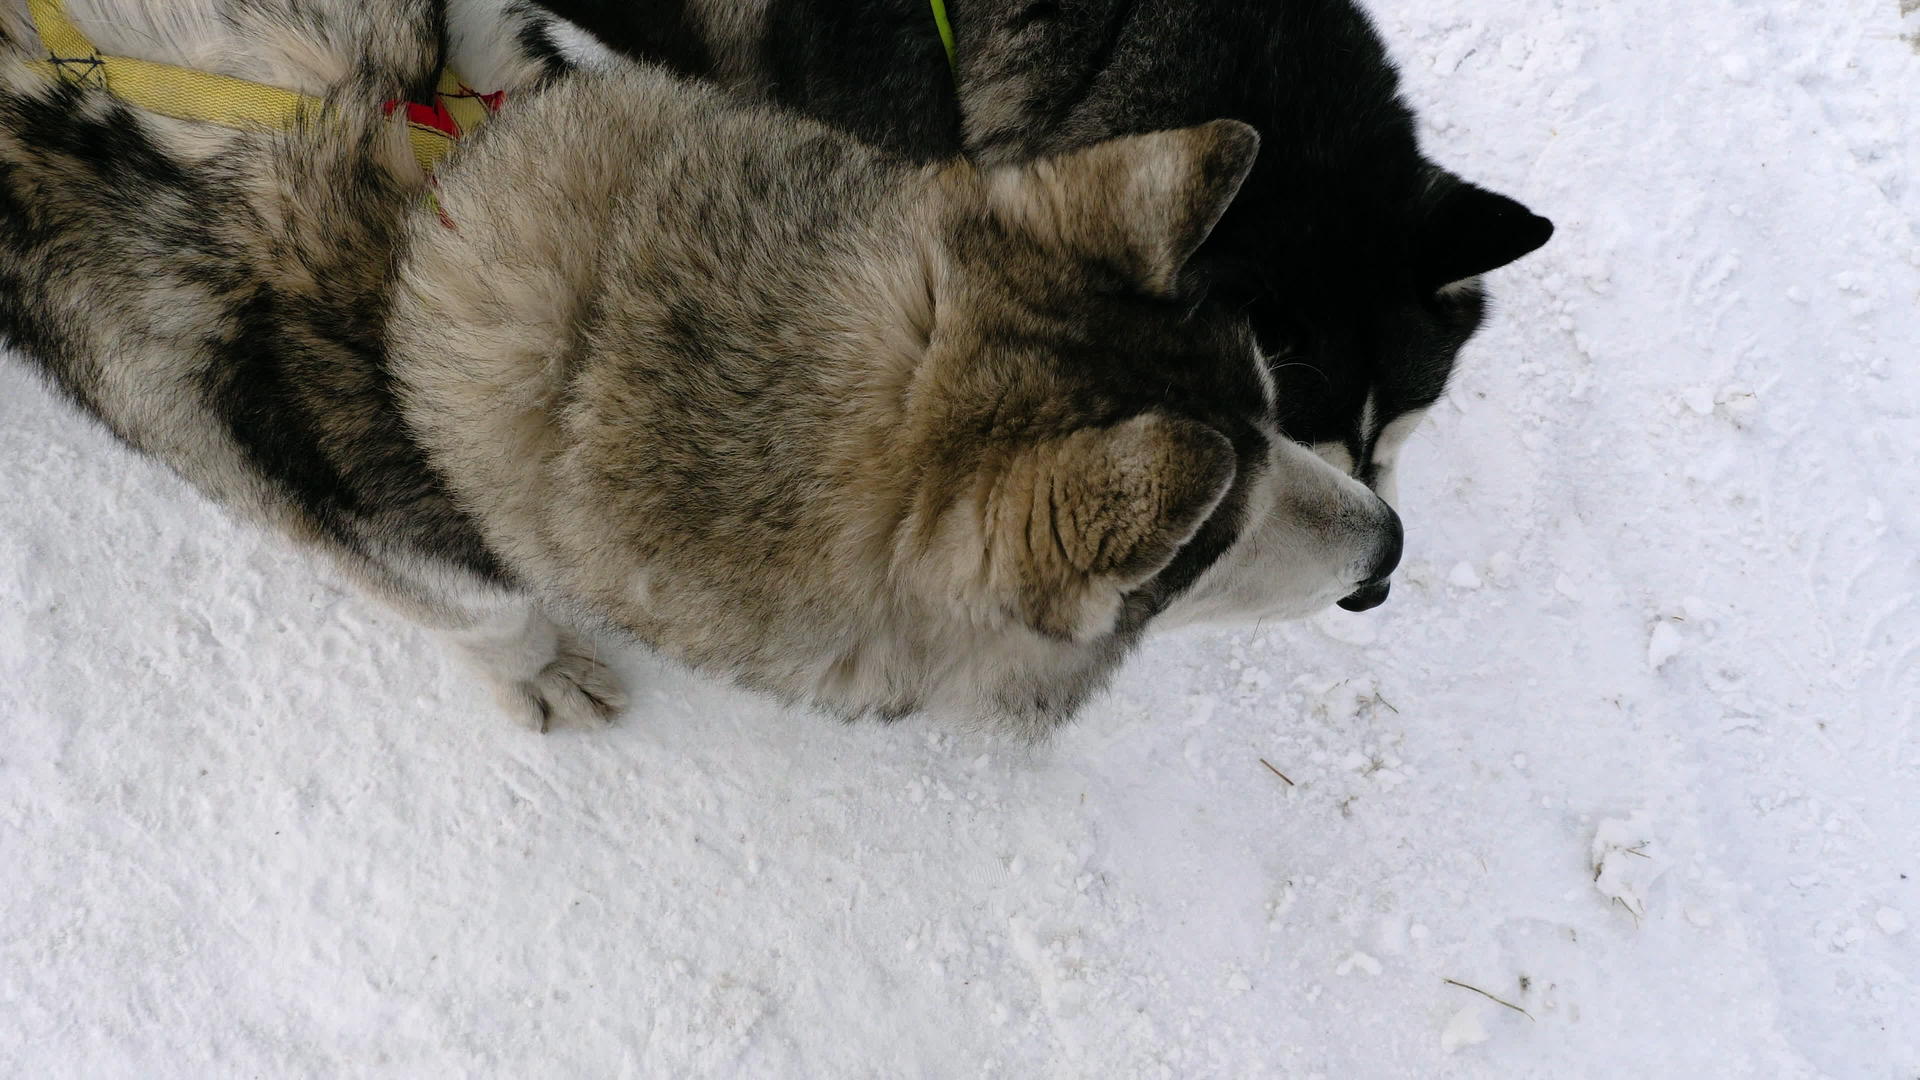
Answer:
[522,0,1555,610]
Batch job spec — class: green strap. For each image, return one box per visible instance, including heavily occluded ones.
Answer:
[929,0,957,75]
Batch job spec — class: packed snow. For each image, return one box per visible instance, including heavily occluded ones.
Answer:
[3,0,1916,1075]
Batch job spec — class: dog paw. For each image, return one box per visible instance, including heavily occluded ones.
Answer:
[449,611,628,732]
[498,643,628,732]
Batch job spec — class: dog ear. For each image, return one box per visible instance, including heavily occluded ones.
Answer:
[1417,178,1554,292]
[984,413,1237,640]
[990,119,1260,295]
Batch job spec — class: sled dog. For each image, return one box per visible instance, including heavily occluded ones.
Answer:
[0,0,1401,734]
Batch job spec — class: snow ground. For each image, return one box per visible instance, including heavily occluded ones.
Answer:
[3,0,1917,1076]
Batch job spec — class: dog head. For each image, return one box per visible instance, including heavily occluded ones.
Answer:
[1229,169,1554,508]
[890,119,1402,658]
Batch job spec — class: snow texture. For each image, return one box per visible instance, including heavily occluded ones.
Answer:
[3,0,1917,1076]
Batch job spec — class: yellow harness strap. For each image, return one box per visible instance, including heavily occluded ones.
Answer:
[24,0,492,173]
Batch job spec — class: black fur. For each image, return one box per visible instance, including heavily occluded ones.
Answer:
[757,0,962,159]
[546,0,714,74]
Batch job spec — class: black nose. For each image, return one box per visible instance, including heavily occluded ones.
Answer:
[1336,502,1403,613]
[1338,581,1391,612]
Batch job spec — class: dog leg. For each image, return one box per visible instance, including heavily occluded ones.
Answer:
[446,605,629,732]
[342,558,630,731]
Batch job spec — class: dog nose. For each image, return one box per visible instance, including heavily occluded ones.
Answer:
[1337,580,1390,612]
[1337,500,1403,612]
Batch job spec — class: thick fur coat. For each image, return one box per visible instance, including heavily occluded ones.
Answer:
[0,0,1400,733]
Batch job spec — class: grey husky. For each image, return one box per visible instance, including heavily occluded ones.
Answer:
[0,0,1400,735]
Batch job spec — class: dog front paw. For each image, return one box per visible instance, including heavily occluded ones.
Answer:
[452,611,629,732]
[496,638,628,732]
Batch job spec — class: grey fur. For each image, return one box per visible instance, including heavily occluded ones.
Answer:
[0,0,1398,735]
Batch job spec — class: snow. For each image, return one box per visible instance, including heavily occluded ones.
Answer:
[1441,1005,1492,1055]
[1589,812,1670,921]
[3,0,1917,1075]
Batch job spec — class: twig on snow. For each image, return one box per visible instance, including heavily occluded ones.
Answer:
[1443,978,1535,1021]
[1258,758,1296,786]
